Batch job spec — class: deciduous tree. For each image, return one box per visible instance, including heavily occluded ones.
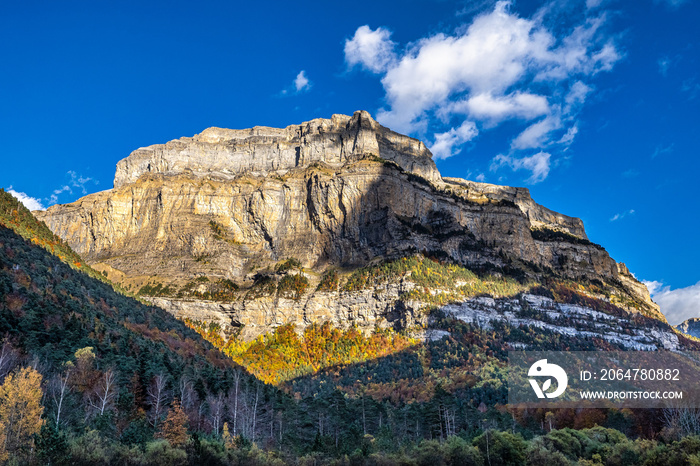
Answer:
[156,399,189,447]
[0,366,45,457]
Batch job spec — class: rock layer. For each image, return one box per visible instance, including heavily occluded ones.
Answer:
[36,111,663,337]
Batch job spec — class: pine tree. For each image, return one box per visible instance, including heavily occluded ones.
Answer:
[156,399,189,447]
[0,366,45,457]
[36,423,69,465]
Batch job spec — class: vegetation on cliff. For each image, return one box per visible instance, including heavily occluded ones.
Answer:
[0,188,114,287]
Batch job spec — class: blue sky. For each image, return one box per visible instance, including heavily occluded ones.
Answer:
[1,0,698,323]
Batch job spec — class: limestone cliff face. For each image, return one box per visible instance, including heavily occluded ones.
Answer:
[114,111,440,189]
[36,110,663,338]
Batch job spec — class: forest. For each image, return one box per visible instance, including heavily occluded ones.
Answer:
[2,188,700,465]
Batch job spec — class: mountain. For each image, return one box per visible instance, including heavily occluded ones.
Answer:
[4,119,700,463]
[36,111,671,351]
[675,318,700,338]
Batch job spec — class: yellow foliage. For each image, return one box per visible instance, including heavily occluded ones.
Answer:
[0,366,45,457]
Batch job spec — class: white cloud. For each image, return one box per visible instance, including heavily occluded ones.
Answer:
[429,120,479,159]
[644,280,700,326]
[475,173,486,182]
[68,170,93,194]
[511,115,561,150]
[609,209,635,222]
[658,56,671,77]
[46,171,96,205]
[490,151,551,183]
[344,25,396,73]
[447,91,550,125]
[6,187,45,211]
[558,124,579,146]
[346,0,621,163]
[565,80,591,111]
[294,71,311,92]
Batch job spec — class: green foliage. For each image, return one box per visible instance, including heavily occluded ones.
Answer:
[343,255,530,304]
[174,277,239,301]
[246,275,277,299]
[0,188,123,290]
[276,257,302,273]
[472,430,527,466]
[36,424,69,465]
[277,273,309,300]
[138,281,178,297]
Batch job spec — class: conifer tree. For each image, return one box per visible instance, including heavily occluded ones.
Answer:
[156,399,189,447]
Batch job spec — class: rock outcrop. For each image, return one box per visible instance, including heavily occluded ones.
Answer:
[675,318,700,339]
[36,111,664,338]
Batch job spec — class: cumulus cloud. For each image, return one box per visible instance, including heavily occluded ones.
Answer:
[444,91,550,126]
[294,71,311,92]
[345,25,396,73]
[429,120,479,159]
[6,187,45,211]
[644,280,700,326]
[490,151,551,183]
[345,1,621,172]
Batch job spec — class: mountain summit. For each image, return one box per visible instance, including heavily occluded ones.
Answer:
[37,111,665,342]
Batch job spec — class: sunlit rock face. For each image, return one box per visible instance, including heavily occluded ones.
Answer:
[36,111,663,338]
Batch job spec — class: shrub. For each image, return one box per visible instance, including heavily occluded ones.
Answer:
[278,274,309,300]
[317,269,339,292]
[276,258,302,273]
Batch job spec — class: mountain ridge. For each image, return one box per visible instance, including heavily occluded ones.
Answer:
[35,111,665,340]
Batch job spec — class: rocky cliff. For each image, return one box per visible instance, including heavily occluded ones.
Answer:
[36,111,665,340]
[675,318,700,339]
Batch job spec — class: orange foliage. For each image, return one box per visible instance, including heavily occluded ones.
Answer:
[184,321,417,385]
[156,399,189,447]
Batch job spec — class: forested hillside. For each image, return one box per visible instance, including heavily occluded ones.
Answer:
[4,190,700,464]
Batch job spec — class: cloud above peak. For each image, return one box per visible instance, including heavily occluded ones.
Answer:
[294,71,311,92]
[345,25,396,74]
[344,1,621,181]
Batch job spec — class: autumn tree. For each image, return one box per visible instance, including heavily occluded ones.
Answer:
[72,347,97,393]
[0,366,45,458]
[222,422,234,449]
[156,399,189,447]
